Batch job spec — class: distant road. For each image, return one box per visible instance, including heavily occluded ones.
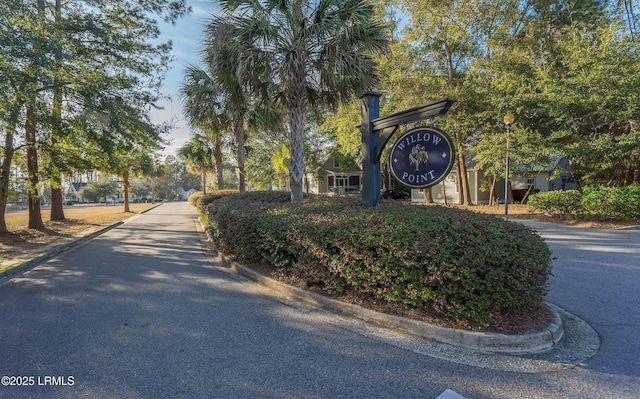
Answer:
[0,203,638,398]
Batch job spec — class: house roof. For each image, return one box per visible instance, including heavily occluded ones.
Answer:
[68,182,88,193]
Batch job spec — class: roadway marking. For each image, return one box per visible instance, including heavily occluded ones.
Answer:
[436,389,467,399]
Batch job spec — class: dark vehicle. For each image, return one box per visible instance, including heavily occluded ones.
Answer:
[327,187,361,197]
[381,188,410,200]
[344,187,361,196]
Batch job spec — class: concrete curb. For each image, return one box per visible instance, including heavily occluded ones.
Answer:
[225,257,563,355]
[200,228,564,356]
[2,205,564,355]
[0,203,163,284]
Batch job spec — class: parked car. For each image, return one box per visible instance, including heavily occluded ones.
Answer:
[381,188,410,200]
[327,187,361,197]
[344,187,361,196]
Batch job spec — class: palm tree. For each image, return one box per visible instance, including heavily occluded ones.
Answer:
[147,159,165,204]
[181,65,229,191]
[211,0,389,201]
[202,22,251,193]
[179,135,215,195]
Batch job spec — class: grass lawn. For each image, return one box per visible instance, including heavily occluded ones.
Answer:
[1,203,158,264]
[4,203,156,231]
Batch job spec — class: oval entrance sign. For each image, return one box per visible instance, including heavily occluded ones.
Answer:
[389,126,456,189]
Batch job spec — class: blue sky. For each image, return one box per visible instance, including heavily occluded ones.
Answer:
[151,0,217,156]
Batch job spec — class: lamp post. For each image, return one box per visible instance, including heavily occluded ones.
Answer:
[503,111,515,216]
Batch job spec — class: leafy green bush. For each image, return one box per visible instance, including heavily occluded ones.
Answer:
[207,191,291,261]
[207,192,552,329]
[528,190,583,218]
[581,185,640,221]
[192,190,238,225]
[188,191,204,207]
[529,185,640,221]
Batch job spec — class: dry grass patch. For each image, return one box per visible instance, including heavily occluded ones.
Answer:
[1,203,157,263]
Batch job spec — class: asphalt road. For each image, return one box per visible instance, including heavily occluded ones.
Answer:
[517,219,640,378]
[0,202,638,399]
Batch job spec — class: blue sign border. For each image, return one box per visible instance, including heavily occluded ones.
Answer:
[389,126,456,189]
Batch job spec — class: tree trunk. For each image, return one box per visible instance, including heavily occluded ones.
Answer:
[0,155,12,233]
[522,184,535,204]
[442,181,448,206]
[489,177,497,205]
[0,198,7,234]
[49,91,65,220]
[444,42,455,88]
[382,164,390,190]
[423,188,433,204]
[26,101,45,230]
[457,146,471,205]
[49,0,65,222]
[233,112,246,193]
[50,187,65,220]
[151,178,156,204]
[24,0,46,230]
[624,165,631,186]
[0,103,20,234]
[287,57,307,202]
[444,40,473,205]
[201,171,207,195]
[454,144,463,203]
[214,136,224,190]
[123,169,130,212]
[289,99,306,202]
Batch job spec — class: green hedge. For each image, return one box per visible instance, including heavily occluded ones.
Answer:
[529,185,640,221]
[581,185,640,220]
[188,191,204,207]
[527,190,583,218]
[207,191,552,329]
[192,190,238,225]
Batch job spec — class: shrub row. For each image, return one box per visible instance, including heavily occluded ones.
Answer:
[206,191,552,329]
[188,191,204,207]
[189,190,238,225]
[528,185,640,221]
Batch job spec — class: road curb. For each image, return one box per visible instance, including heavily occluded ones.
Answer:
[0,203,163,284]
[195,214,565,357]
[224,257,563,355]
[198,216,565,355]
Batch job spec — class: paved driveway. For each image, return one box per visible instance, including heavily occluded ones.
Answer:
[0,203,638,398]
[516,220,640,378]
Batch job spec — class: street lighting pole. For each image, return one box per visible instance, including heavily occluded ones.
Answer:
[503,112,515,216]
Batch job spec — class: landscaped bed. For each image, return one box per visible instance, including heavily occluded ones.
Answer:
[200,191,554,333]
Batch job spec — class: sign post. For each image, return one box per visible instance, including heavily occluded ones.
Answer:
[359,92,456,206]
[360,91,382,208]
